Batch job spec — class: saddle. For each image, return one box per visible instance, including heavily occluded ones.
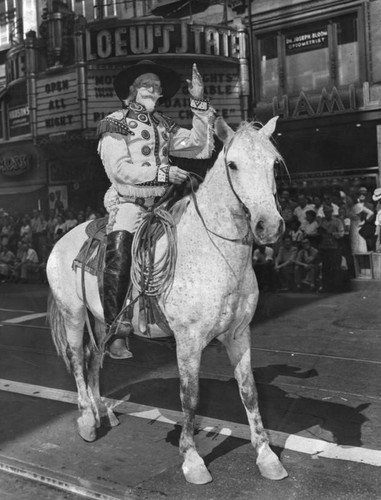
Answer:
[73,198,190,340]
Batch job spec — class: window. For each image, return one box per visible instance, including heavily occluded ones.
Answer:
[257,13,361,100]
[337,15,359,86]
[0,0,17,47]
[285,24,330,94]
[260,35,279,99]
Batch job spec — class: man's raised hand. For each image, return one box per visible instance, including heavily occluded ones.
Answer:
[186,63,204,100]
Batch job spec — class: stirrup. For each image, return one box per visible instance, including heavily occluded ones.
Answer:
[107,337,133,360]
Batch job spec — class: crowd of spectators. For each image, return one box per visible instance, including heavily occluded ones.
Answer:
[253,184,381,293]
[1,183,381,291]
[0,205,106,284]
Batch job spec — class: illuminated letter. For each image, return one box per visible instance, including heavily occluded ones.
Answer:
[293,91,315,117]
[130,26,154,54]
[159,25,174,53]
[97,30,113,59]
[115,28,128,56]
[316,87,345,114]
[205,28,219,56]
[176,23,188,53]
[191,26,204,54]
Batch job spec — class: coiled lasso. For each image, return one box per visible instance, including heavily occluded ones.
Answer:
[131,206,177,297]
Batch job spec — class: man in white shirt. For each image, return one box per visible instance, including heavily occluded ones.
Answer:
[316,193,339,219]
[293,194,315,231]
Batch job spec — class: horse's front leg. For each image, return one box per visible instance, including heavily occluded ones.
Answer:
[177,341,212,485]
[221,327,288,480]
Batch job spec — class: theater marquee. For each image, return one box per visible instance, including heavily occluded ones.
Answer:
[85,22,245,60]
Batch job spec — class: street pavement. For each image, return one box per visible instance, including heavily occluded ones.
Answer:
[0,281,380,499]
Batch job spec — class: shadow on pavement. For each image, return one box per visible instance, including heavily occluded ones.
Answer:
[108,362,370,469]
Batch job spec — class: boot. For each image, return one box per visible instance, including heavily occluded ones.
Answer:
[103,230,134,359]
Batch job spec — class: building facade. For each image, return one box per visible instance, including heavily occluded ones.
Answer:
[0,0,249,213]
[0,0,380,211]
[245,0,381,196]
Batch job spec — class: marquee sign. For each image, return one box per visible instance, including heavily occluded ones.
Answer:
[87,61,242,128]
[86,22,245,61]
[36,71,81,135]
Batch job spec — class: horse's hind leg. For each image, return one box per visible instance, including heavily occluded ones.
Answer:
[87,319,119,429]
[221,327,288,480]
[177,341,212,485]
[65,311,98,442]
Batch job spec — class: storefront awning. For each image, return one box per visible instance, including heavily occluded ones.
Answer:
[0,184,45,196]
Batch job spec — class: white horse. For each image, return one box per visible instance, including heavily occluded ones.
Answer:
[47,116,287,485]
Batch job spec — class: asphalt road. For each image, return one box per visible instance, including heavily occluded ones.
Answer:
[0,281,380,499]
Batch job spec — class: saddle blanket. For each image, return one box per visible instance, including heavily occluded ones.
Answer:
[72,212,185,339]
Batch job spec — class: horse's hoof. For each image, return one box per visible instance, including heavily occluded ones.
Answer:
[182,463,213,484]
[77,416,97,442]
[256,446,288,481]
[103,408,120,428]
[182,450,213,484]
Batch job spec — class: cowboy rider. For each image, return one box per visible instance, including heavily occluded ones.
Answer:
[97,60,215,359]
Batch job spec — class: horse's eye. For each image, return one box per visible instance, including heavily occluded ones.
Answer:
[227,161,237,170]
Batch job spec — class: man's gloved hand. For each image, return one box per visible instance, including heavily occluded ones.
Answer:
[186,63,204,100]
[169,166,188,185]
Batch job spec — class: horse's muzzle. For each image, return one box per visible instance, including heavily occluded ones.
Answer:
[253,217,284,245]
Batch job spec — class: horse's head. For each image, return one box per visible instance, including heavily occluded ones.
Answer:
[215,116,284,245]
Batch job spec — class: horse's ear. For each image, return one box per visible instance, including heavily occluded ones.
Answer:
[259,116,279,138]
[215,116,234,144]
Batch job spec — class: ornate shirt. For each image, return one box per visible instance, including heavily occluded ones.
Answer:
[97,101,215,198]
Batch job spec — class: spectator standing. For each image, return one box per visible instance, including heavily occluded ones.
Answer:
[14,242,39,283]
[304,209,320,247]
[316,192,339,219]
[280,190,297,210]
[293,194,315,231]
[54,191,65,216]
[288,217,304,248]
[19,216,32,242]
[0,215,12,247]
[337,205,354,277]
[318,205,344,292]
[372,188,381,252]
[279,197,295,226]
[53,215,67,243]
[0,244,15,282]
[312,195,323,214]
[64,210,78,233]
[274,236,297,291]
[46,209,58,249]
[30,209,41,251]
[350,189,375,253]
[252,245,275,292]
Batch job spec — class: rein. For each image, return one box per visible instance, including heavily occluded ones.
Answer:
[188,141,253,245]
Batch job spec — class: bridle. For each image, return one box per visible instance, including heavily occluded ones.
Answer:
[188,137,253,245]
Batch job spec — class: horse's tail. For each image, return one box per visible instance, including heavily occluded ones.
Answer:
[47,292,71,372]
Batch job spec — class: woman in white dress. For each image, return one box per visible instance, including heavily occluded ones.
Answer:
[350,191,374,254]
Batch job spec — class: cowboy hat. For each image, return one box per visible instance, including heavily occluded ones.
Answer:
[372,187,381,202]
[113,60,181,101]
